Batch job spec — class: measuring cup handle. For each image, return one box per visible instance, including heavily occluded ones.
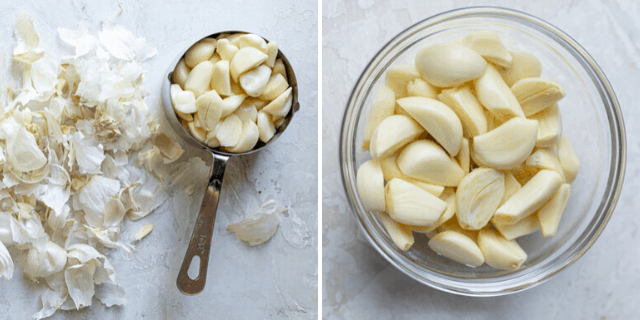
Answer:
[176,153,229,295]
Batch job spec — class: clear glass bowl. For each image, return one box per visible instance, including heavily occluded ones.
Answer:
[339,7,626,296]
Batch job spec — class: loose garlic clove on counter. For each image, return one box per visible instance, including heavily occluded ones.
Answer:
[216,114,243,147]
[368,115,424,160]
[396,97,463,156]
[378,213,415,251]
[530,104,562,148]
[557,136,580,183]
[474,64,525,121]
[385,64,420,98]
[240,64,272,97]
[226,120,260,153]
[257,111,276,143]
[437,85,488,138]
[356,160,386,212]
[185,38,216,68]
[184,60,214,98]
[456,168,504,230]
[172,59,191,89]
[472,117,538,170]
[477,230,527,270]
[415,43,487,88]
[397,140,465,187]
[428,230,485,267]
[498,50,542,86]
[195,90,223,132]
[461,31,512,68]
[211,60,232,96]
[230,47,269,82]
[170,84,197,114]
[494,170,563,225]
[511,77,565,116]
[537,183,571,237]
[385,178,447,227]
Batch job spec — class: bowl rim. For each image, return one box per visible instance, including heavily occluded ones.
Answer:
[339,6,626,296]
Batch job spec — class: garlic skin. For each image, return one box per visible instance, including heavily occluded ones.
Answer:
[24,241,67,278]
[0,241,14,280]
[227,199,286,246]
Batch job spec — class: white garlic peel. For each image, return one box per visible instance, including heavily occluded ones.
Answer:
[227,199,287,246]
[174,32,290,151]
[357,30,579,271]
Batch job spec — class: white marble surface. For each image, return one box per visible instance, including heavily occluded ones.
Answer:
[323,0,639,319]
[0,0,318,319]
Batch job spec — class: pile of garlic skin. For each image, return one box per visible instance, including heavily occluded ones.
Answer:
[357,31,581,270]
[170,32,293,153]
[0,14,208,319]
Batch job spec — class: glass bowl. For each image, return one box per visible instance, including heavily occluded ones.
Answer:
[339,6,626,296]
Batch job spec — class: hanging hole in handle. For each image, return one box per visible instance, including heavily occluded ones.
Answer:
[187,255,201,280]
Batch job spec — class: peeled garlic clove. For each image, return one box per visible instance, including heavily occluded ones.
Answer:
[493,214,539,240]
[461,31,512,68]
[378,213,414,251]
[494,170,563,225]
[235,34,268,53]
[205,124,221,148]
[537,183,570,237]
[356,160,386,212]
[195,90,223,132]
[415,43,487,88]
[437,85,488,138]
[511,77,565,116]
[362,86,396,150]
[369,115,424,160]
[385,178,447,226]
[457,138,470,174]
[474,64,525,121]
[272,58,288,82]
[256,111,276,143]
[262,87,292,118]
[184,60,214,98]
[525,148,565,181]
[211,60,232,96]
[472,117,538,170]
[406,78,438,99]
[500,171,522,206]
[397,140,465,187]
[227,120,259,153]
[217,38,239,61]
[396,97,463,156]
[260,73,289,101]
[530,104,562,148]
[557,136,580,183]
[456,168,505,230]
[209,53,221,64]
[385,64,420,98]
[428,230,485,267]
[170,84,196,114]
[431,189,457,228]
[221,94,247,117]
[185,38,216,68]
[135,224,154,240]
[379,154,444,197]
[172,58,191,89]
[188,120,207,143]
[230,47,268,82]
[240,65,272,97]
[438,216,479,240]
[234,103,258,123]
[498,50,542,86]
[477,230,527,270]
[216,114,243,147]
[265,41,278,67]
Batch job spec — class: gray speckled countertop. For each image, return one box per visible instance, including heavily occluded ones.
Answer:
[322,0,639,319]
[0,0,318,319]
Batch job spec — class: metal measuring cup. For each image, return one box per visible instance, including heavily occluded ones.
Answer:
[161,31,299,295]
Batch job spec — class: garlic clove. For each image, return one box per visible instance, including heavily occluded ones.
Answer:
[529,104,562,148]
[220,94,247,117]
[187,120,207,143]
[229,47,268,82]
[362,86,396,150]
[356,160,386,212]
[170,84,197,114]
[378,213,414,251]
[272,58,288,82]
[500,171,522,206]
[184,38,216,68]
[474,64,525,121]
[525,148,565,181]
[262,87,293,118]
[256,111,276,143]
[134,224,154,240]
[477,229,527,270]
[457,138,470,174]
[369,115,424,160]
[557,136,580,183]
[379,153,444,197]
[240,64,272,97]
[235,34,268,53]
[216,114,243,147]
[265,41,278,67]
[184,60,214,98]
[259,73,289,102]
[396,97,463,156]
[385,178,447,227]
[397,139,465,187]
[216,38,239,61]
[226,120,259,153]
[498,50,542,86]
[437,85,488,138]
[456,168,505,230]
[511,77,565,116]
[384,64,420,98]
[415,43,487,88]
[492,214,540,240]
[211,60,232,96]
[195,90,223,132]
[406,78,438,99]
[172,58,191,89]
[428,230,485,267]
[461,31,512,68]
[537,183,570,237]
[494,169,563,225]
[472,117,538,170]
